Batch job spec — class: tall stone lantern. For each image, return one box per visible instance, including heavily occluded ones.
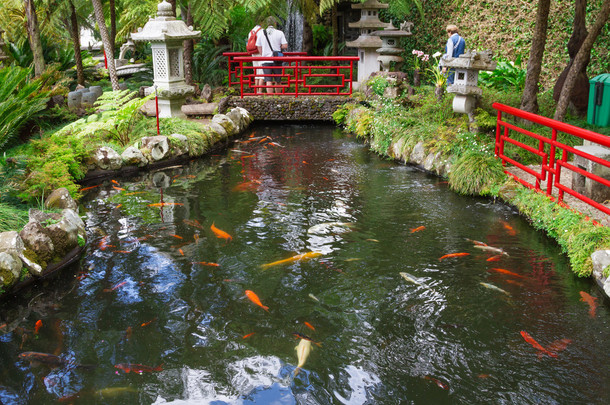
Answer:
[372,21,413,72]
[131,0,200,118]
[345,0,390,88]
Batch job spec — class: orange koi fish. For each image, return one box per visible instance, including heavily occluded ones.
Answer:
[292,332,322,347]
[520,331,557,358]
[112,186,125,191]
[466,238,488,247]
[112,250,133,254]
[99,235,115,251]
[504,279,524,287]
[183,219,203,229]
[34,320,42,336]
[261,252,323,269]
[104,281,128,292]
[114,363,163,374]
[170,234,183,240]
[424,375,449,390]
[245,290,269,312]
[115,204,122,209]
[489,268,525,278]
[439,252,470,261]
[211,223,232,242]
[193,261,220,267]
[410,226,425,233]
[148,202,184,207]
[304,322,315,331]
[477,374,491,379]
[79,184,100,192]
[232,181,261,192]
[141,318,157,328]
[501,220,517,236]
[546,338,572,355]
[242,332,255,339]
[178,249,184,256]
[111,180,120,185]
[579,291,598,318]
[486,255,503,262]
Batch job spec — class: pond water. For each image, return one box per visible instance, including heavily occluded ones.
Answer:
[1,124,609,404]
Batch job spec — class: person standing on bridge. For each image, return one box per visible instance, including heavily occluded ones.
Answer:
[441,24,466,85]
[247,21,264,94]
[256,16,288,95]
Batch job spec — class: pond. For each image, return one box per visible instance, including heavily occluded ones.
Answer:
[1,124,609,404]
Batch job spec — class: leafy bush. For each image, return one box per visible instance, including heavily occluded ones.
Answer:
[479,57,526,92]
[366,76,390,97]
[0,66,51,152]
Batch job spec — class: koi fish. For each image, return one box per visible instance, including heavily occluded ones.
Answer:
[103,281,128,292]
[294,339,313,376]
[489,268,525,278]
[178,248,184,256]
[192,261,220,267]
[465,238,488,246]
[579,291,598,318]
[242,332,255,339]
[501,220,517,236]
[115,204,122,209]
[366,238,379,242]
[232,181,261,192]
[112,186,125,191]
[99,235,115,251]
[399,272,422,286]
[304,322,315,331]
[79,184,100,192]
[183,219,203,229]
[410,226,425,233]
[211,223,232,242]
[480,282,510,296]
[34,320,42,336]
[111,180,120,185]
[439,252,470,261]
[112,250,133,254]
[546,338,572,355]
[504,279,524,287]
[170,234,183,239]
[308,293,320,302]
[261,252,323,269]
[474,245,509,255]
[140,318,156,328]
[520,331,557,358]
[424,375,449,390]
[148,202,184,207]
[291,332,322,347]
[307,222,355,235]
[486,255,503,262]
[114,363,163,374]
[245,290,269,312]
[18,352,95,369]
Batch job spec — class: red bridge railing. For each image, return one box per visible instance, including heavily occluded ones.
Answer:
[493,102,610,218]
[224,52,359,97]
[225,52,307,87]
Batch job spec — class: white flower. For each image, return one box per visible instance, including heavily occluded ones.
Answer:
[433,52,442,58]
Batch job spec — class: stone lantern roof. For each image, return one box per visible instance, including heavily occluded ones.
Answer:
[131,0,200,43]
[352,0,389,10]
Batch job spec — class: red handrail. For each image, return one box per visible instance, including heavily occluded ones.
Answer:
[493,102,610,219]
[224,53,359,97]
[225,52,307,87]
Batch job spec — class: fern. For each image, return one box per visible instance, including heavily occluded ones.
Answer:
[55,90,153,146]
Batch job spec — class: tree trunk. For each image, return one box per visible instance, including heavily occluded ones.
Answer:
[331,5,338,56]
[302,18,313,55]
[24,0,45,77]
[554,0,610,121]
[184,3,194,86]
[552,0,590,116]
[69,1,85,86]
[519,0,551,115]
[109,0,116,57]
[168,0,177,16]
[92,0,119,90]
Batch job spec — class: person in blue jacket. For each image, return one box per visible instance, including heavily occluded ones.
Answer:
[441,25,466,84]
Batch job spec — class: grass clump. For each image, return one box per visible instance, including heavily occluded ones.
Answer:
[449,150,507,196]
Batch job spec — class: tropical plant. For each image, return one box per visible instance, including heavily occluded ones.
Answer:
[0,66,51,153]
[479,58,526,91]
[192,40,230,86]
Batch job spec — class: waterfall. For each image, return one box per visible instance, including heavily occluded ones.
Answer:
[284,0,304,52]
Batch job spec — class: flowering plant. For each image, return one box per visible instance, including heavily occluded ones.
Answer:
[411,50,429,70]
[428,52,447,87]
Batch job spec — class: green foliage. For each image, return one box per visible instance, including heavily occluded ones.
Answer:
[508,187,610,277]
[77,234,86,247]
[449,150,507,196]
[332,103,356,126]
[0,202,29,233]
[0,66,51,153]
[54,90,153,146]
[366,76,390,97]
[479,58,527,92]
[193,40,230,86]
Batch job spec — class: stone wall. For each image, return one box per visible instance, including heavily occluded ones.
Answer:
[226,96,356,121]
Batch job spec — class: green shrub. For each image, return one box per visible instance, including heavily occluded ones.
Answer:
[449,150,507,196]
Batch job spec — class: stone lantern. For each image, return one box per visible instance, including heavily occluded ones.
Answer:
[372,21,413,72]
[0,28,8,66]
[440,50,497,115]
[131,0,200,118]
[345,0,390,88]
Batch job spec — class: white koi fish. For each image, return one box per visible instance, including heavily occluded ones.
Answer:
[474,245,509,256]
[294,339,313,376]
[399,272,422,286]
[480,282,511,296]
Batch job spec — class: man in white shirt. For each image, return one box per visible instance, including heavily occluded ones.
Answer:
[256,16,288,94]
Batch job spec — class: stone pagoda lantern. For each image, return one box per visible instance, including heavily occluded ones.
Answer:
[0,28,8,66]
[131,0,200,118]
[440,50,497,115]
[372,21,413,72]
[345,0,390,88]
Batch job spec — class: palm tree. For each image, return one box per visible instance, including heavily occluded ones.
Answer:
[91,0,119,90]
[24,0,45,76]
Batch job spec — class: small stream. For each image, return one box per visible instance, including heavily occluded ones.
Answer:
[1,124,609,404]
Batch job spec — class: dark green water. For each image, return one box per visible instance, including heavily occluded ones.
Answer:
[1,124,609,404]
